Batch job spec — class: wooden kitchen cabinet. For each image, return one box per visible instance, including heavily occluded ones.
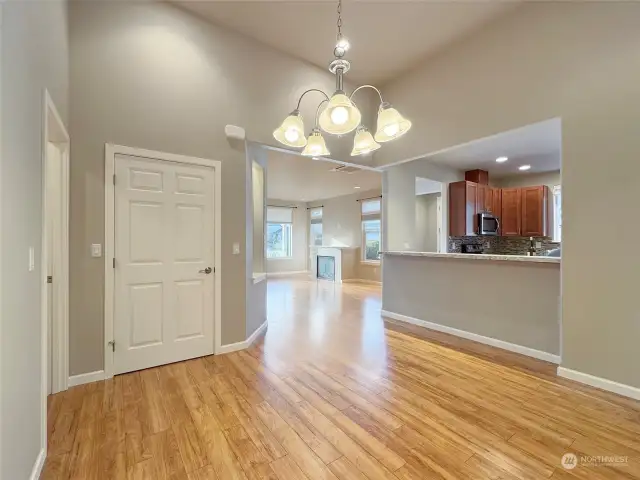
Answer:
[521,185,551,236]
[499,185,551,237]
[477,184,493,213]
[500,188,521,236]
[449,181,478,236]
[492,188,502,218]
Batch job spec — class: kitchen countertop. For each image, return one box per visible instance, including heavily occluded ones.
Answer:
[381,251,561,264]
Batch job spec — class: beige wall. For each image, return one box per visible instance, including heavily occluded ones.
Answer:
[68,1,356,374]
[377,2,640,388]
[266,199,308,274]
[308,187,383,282]
[383,255,560,356]
[0,1,69,477]
[495,170,561,190]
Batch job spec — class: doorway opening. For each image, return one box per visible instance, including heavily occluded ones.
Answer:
[41,90,70,400]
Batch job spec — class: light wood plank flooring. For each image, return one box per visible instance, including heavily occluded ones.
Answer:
[43,276,640,479]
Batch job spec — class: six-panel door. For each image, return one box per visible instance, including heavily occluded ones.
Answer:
[114,154,215,375]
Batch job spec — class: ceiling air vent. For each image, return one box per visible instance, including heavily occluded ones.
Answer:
[330,164,360,174]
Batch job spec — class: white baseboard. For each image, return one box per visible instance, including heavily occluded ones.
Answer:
[218,320,267,354]
[557,367,640,400]
[29,448,46,480]
[343,279,382,286]
[68,370,105,387]
[267,271,309,277]
[381,310,561,364]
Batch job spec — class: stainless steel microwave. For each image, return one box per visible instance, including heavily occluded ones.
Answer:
[477,212,499,235]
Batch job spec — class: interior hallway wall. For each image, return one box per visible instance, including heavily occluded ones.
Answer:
[376,2,640,389]
[0,1,69,478]
[69,1,370,375]
[415,193,440,252]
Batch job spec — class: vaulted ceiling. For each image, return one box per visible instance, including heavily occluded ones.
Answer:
[175,1,517,85]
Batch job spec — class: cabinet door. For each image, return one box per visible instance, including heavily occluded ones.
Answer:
[521,186,548,236]
[484,186,493,213]
[501,188,521,236]
[466,181,478,235]
[448,181,466,236]
[492,188,502,218]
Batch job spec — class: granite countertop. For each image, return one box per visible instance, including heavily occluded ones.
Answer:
[381,251,561,264]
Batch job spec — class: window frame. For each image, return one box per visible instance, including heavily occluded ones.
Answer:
[266,221,293,260]
[360,198,382,264]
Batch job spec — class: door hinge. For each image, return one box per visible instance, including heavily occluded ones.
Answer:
[113,258,116,269]
[108,340,115,352]
[113,174,116,186]
[47,275,53,284]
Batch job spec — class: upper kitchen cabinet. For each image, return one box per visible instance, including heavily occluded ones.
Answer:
[492,188,502,218]
[477,184,493,213]
[449,181,478,236]
[521,185,552,236]
[500,188,521,236]
[500,185,552,237]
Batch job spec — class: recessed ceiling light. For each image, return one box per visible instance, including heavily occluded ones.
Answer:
[496,156,508,163]
[354,186,361,189]
[519,165,531,171]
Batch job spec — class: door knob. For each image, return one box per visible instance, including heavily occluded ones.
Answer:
[199,267,212,274]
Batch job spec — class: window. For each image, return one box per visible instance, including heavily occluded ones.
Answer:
[361,198,381,262]
[266,207,293,259]
[553,185,562,242]
[309,207,323,246]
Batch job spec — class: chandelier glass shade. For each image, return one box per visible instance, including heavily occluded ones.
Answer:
[374,104,412,143]
[301,128,330,157]
[318,92,362,135]
[351,126,380,156]
[272,0,411,157]
[272,111,307,148]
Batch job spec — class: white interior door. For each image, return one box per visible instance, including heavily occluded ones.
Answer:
[45,142,62,394]
[114,154,215,375]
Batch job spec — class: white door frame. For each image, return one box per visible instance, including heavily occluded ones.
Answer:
[41,89,70,399]
[103,144,222,380]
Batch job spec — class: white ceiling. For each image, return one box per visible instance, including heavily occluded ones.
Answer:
[267,151,381,202]
[422,118,562,179]
[175,1,516,85]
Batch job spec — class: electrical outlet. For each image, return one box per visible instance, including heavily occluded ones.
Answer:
[536,241,542,249]
[233,242,241,255]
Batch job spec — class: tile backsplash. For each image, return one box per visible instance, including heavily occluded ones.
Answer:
[449,236,560,256]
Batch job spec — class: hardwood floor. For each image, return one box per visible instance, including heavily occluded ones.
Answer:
[43,275,640,479]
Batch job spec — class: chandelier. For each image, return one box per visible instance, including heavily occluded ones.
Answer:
[273,0,412,157]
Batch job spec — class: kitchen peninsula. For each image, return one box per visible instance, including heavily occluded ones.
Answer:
[381,251,561,363]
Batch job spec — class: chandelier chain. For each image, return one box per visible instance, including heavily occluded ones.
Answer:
[336,0,343,41]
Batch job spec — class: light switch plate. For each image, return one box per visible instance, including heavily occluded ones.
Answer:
[91,244,103,257]
[233,242,241,255]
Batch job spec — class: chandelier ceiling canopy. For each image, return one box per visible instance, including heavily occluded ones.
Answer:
[272,0,412,157]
